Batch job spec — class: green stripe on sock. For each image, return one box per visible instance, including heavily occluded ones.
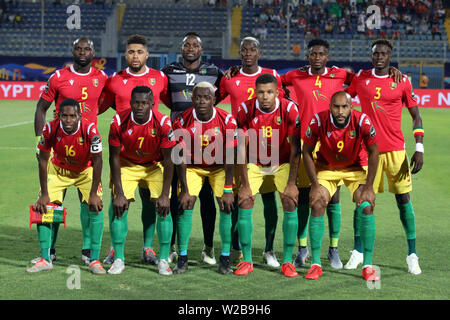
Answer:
[397,200,417,255]
[308,215,325,266]
[326,203,341,246]
[177,209,193,254]
[282,210,298,263]
[157,213,173,261]
[80,203,91,250]
[297,203,310,246]
[357,202,375,267]
[238,208,253,263]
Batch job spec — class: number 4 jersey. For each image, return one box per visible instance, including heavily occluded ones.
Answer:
[38,119,102,172]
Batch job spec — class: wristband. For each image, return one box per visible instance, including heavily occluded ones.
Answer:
[413,127,424,137]
[415,143,424,153]
[223,185,233,193]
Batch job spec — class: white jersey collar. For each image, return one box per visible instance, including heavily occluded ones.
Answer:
[193,107,216,123]
[256,97,280,114]
[131,110,152,125]
[70,65,92,76]
[126,66,149,77]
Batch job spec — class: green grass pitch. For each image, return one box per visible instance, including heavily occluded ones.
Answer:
[0,100,449,300]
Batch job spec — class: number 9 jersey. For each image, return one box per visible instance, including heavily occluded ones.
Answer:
[303,109,377,168]
[38,119,102,173]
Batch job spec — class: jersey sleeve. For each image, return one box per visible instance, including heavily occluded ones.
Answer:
[286,102,301,137]
[40,73,58,102]
[359,113,378,147]
[108,114,121,147]
[236,101,250,130]
[98,77,116,113]
[275,71,285,99]
[159,115,176,149]
[86,123,103,154]
[345,73,358,98]
[401,76,419,108]
[224,114,238,148]
[280,71,292,86]
[344,70,355,86]
[302,114,320,147]
[37,122,53,153]
[159,72,171,108]
[217,76,229,103]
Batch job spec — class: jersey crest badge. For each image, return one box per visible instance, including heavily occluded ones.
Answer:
[214,127,220,135]
[151,128,157,137]
[348,130,356,139]
[390,82,397,90]
[93,79,99,87]
[78,137,84,145]
[200,69,207,75]
[149,78,156,86]
[276,116,282,125]
[330,73,335,78]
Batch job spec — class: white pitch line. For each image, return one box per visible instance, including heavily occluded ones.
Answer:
[0,121,33,129]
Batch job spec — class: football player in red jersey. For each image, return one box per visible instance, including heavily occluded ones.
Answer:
[33,37,107,265]
[302,91,380,281]
[346,39,423,275]
[218,37,284,267]
[107,86,175,275]
[28,99,105,275]
[99,35,170,266]
[172,82,237,274]
[235,74,301,277]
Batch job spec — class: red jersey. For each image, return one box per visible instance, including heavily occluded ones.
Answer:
[38,119,102,173]
[109,109,175,165]
[218,67,284,117]
[40,65,107,124]
[238,97,300,166]
[281,66,353,138]
[346,69,418,153]
[303,109,377,168]
[172,107,237,167]
[100,66,169,113]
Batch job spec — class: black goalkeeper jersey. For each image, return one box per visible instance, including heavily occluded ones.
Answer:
[161,61,224,115]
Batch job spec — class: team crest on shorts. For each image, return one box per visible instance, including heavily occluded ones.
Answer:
[149,78,156,86]
[93,79,99,87]
[348,130,356,139]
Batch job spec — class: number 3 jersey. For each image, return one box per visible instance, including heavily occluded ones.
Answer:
[237,97,300,166]
[303,109,377,168]
[108,109,176,165]
[346,69,418,153]
[38,119,102,172]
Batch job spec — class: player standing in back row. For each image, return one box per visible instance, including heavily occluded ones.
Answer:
[346,39,423,275]
[218,37,285,268]
[98,34,170,266]
[33,37,108,265]
[161,32,224,265]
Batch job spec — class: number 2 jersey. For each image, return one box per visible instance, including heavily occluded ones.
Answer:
[38,119,102,172]
[303,109,377,168]
[218,67,284,117]
[108,109,176,165]
[40,65,108,124]
[346,69,418,153]
[237,97,300,166]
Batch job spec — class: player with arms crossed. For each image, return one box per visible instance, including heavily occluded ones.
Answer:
[99,34,170,266]
[218,37,284,267]
[346,39,423,274]
[28,98,105,275]
[172,82,237,274]
[33,37,107,264]
[108,86,175,275]
[161,32,224,266]
[302,91,379,281]
[236,74,301,277]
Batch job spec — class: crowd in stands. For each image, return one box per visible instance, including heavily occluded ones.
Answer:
[250,0,446,40]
